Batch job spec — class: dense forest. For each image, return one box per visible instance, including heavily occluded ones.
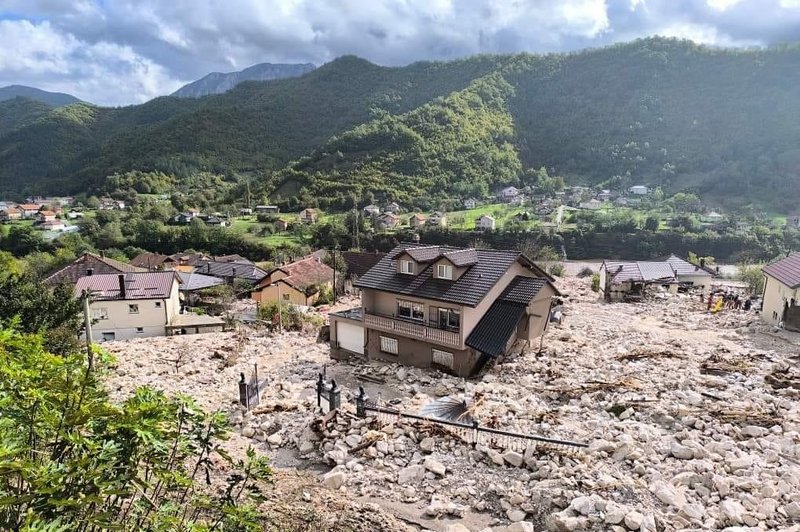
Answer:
[1,38,799,211]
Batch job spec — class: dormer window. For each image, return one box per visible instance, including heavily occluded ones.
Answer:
[437,264,453,280]
[400,259,414,275]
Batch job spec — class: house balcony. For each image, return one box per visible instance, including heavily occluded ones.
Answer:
[363,312,461,349]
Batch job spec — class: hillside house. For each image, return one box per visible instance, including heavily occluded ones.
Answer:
[597,190,613,202]
[67,210,84,219]
[44,252,146,286]
[252,256,333,306]
[385,202,401,214]
[475,214,495,231]
[599,260,678,301]
[300,208,318,224]
[629,185,649,195]
[130,253,172,270]
[17,204,41,218]
[275,219,291,231]
[409,214,427,228]
[463,198,478,210]
[0,208,21,222]
[255,205,280,214]
[376,212,401,230]
[497,186,520,203]
[426,212,447,227]
[329,245,559,377]
[75,272,223,340]
[363,205,381,217]
[100,198,126,210]
[663,254,715,292]
[36,211,57,223]
[239,208,254,216]
[701,211,725,224]
[579,199,603,210]
[761,253,800,331]
[40,220,66,232]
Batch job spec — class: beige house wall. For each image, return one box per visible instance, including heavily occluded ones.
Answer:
[762,274,800,325]
[90,281,179,341]
[364,329,478,377]
[678,274,713,292]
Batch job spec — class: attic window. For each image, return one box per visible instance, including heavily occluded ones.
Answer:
[437,264,453,280]
[399,260,414,275]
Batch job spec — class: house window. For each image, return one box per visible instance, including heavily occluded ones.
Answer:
[432,349,454,369]
[155,301,162,308]
[92,307,108,320]
[437,308,460,331]
[400,260,414,274]
[437,264,453,280]
[101,332,115,342]
[397,300,424,321]
[135,327,144,333]
[128,304,139,314]
[283,293,290,301]
[380,336,398,355]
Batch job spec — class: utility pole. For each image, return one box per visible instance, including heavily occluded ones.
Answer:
[277,283,283,332]
[332,244,337,305]
[354,208,360,250]
[82,290,94,370]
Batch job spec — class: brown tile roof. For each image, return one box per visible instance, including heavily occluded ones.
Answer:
[17,204,40,210]
[762,252,800,288]
[213,254,253,264]
[74,272,178,300]
[269,257,333,290]
[44,252,146,285]
[130,252,170,269]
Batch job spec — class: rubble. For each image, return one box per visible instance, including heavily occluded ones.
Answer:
[103,277,800,531]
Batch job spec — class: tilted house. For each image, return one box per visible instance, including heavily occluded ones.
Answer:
[329,244,559,377]
[44,252,146,286]
[761,252,800,331]
[598,260,678,301]
[252,256,333,306]
[662,254,715,292]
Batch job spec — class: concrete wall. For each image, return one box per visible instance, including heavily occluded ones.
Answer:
[762,274,800,326]
[364,328,478,377]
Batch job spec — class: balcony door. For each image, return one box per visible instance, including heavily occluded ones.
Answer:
[437,308,460,331]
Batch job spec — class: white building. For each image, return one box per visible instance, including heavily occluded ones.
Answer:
[474,214,495,231]
[629,185,649,195]
[761,253,800,330]
[579,199,603,210]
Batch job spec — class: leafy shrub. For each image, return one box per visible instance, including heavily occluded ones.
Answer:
[738,263,765,295]
[591,273,601,292]
[548,263,565,277]
[257,300,304,330]
[577,266,594,277]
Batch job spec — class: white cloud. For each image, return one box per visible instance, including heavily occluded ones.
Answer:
[657,22,762,47]
[707,0,744,11]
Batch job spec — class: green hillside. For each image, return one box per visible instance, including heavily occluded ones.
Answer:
[1,38,799,211]
[0,97,54,134]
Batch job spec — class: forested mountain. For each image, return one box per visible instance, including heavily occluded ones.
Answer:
[0,97,54,134]
[0,85,82,106]
[172,62,316,97]
[1,38,799,211]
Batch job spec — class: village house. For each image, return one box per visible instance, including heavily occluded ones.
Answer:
[214,254,253,264]
[663,254,716,292]
[252,256,333,307]
[44,252,146,286]
[409,213,427,228]
[0,208,22,222]
[239,207,254,216]
[363,204,381,217]
[384,202,401,214]
[195,260,268,285]
[375,212,401,230]
[67,210,84,219]
[40,220,66,232]
[329,245,559,377]
[426,212,447,227]
[598,260,678,301]
[579,199,603,210]
[761,253,800,331]
[74,272,224,340]
[36,210,57,223]
[341,251,386,295]
[130,253,172,271]
[474,214,495,231]
[300,208,318,224]
[497,186,521,203]
[275,219,291,232]
[17,203,41,218]
[597,189,613,202]
[629,185,649,195]
[463,198,478,210]
[255,205,280,214]
[201,215,227,227]
[99,198,126,210]
[701,211,725,224]
[176,270,225,306]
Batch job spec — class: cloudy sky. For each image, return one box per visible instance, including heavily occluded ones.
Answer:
[1,0,798,106]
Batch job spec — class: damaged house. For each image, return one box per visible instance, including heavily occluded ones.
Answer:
[329,244,559,377]
[761,252,800,331]
[599,260,678,301]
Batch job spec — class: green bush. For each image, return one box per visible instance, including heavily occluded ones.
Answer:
[591,273,601,292]
[577,266,594,278]
[548,263,565,277]
[738,263,765,295]
[257,300,304,330]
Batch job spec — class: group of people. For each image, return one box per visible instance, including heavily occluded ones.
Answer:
[705,291,754,312]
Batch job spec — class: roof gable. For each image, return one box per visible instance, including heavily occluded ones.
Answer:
[762,252,800,288]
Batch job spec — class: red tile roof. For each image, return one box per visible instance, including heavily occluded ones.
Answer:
[762,252,800,288]
[44,252,146,285]
[74,272,179,300]
[269,256,333,290]
[130,252,170,269]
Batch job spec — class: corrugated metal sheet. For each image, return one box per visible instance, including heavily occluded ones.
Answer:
[763,252,800,288]
[637,262,677,282]
[177,271,225,291]
[604,260,678,284]
[74,272,178,300]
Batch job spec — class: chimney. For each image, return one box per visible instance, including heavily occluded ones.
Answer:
[86,268,93,276]
[118,274,126,299]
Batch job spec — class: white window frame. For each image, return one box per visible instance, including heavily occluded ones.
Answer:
[92,307,109,320]
[128,304,139,314]
[380,336,398,355]
[432,349,454,369]
[437,264,453,280]
[399,259,414,275]
[397,300,424,322]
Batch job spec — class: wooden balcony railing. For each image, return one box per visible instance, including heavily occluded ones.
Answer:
[364,312,461,348]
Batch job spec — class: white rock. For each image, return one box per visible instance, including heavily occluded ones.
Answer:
[604,503,626,525]
[375,440,389,454]
[502,451,524,467]
[444,525,471,532]
[548,510,586,532]
[507,509,526,522]
[569,495,595,516]
[740,425,768,438]
[241,426,255,438]
[680,502,705,520]
[344,434,362,447]
[785,501,800,519]
[398,465,424,484]
[507,523,534,532]
[322,471,346,490]
[420,437,435,453]
[487,448,506,466]
[624,510,644,530]
[298,439,315,454]
[651,480,686,508]
[267,432,283,446]
[670,441,694,460]
[726,455,753,471]
[720,499,745,524]
[423,456,446,476]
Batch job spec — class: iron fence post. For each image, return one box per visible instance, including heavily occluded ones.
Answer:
[355,386,368,418]
[238,372,248,409]
[329,379,341,411]
[472,420,479,448]
[316,373,324,409]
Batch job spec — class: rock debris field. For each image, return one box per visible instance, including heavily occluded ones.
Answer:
[104,277,800,532]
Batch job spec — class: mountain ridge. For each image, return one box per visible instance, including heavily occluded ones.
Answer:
[171,62,316,98]
[0,85,82,107]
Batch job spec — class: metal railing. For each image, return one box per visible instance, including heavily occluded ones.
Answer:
[364,312,460,348]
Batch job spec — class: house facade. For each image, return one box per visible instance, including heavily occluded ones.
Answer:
[300,208,318,224]
[426,212,447,227]
[409,214,426,228]
[0,208,21,222]
[629,185,649,195]
[44,252,146,285]
[329,245,558,377]
[252,256,333,306]
[475,214,495,231]
[497,187,520,202]
[375,212,400,230]
[761,253,800,331]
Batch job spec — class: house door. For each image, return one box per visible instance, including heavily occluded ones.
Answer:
[337,322,364,355]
